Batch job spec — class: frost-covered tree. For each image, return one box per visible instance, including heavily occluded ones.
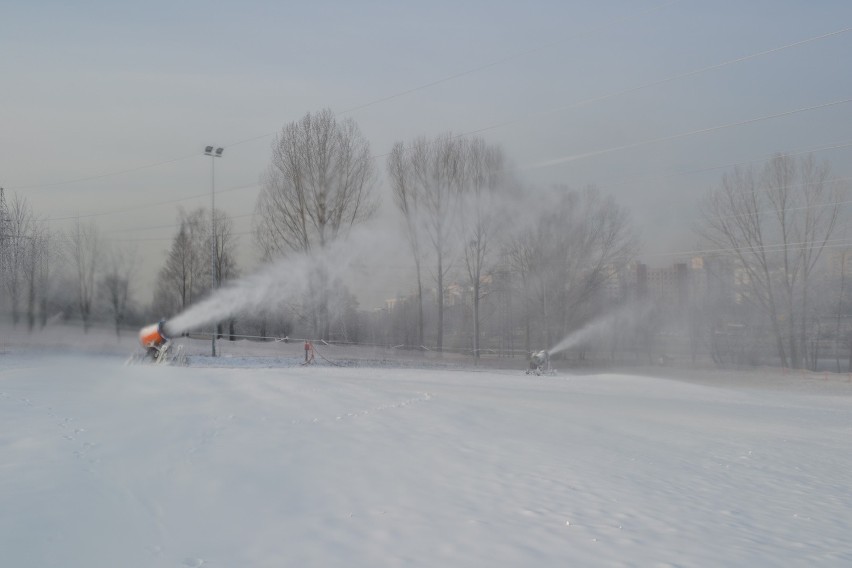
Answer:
[699,154,843,369]
[459,138,508,360]
[101,243,137,337]
[254,108,376,340]
[507,186,636,352]
[1,192,36,326]
[387,134,466,352]
[67,218,102,332]
[156,208,208,314]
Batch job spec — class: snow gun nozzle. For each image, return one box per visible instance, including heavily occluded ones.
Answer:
[532,350,549,363]
[139,320,171,350]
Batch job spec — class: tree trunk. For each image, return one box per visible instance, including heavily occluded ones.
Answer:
[26,274,35,333]
[437,252,443,352]
[848,336,852,373]
[473,282,480,361]
[800,283,809,370]
[765,293,788,368]
[416,264,424,347]
[836,254,846,373]
[787,294,799,369]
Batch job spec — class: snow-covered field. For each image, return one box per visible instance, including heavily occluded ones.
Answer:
[2,334,852,566]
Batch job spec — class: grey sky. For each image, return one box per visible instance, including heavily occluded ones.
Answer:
[2,0,852,307]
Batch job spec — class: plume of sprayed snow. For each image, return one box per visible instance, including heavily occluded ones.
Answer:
[547,302,653,357]
[164,227,390,336]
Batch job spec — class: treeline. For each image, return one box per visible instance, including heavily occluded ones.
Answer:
[0,194,141,336]
[1,109,849,370]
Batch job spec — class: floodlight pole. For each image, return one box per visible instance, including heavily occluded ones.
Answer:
[204,146,224,357]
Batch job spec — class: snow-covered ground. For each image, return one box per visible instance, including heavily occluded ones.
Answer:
[2,333,852,566]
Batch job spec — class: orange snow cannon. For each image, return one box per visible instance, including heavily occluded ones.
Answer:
[126,320,187,365]
[139,320,169,350]
[130,320,185,365]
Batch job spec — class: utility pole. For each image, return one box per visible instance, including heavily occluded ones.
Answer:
[0,187,8,285]
[0,188,9,327]
[204,146,224,357]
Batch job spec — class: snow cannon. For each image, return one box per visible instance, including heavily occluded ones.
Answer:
[139,320,170,350]
[526,350,554,376]
[129,320,185,365]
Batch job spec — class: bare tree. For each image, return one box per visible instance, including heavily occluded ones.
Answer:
[559,187,636,328]
[792,155,838,367]
[388,142,427,347]
[505,230,537,354]
[387,133,466,352]
[699,154,842,369]
[506,186,636,353]
[67,218,102,332]
[36,229,56,328]
[23,224,50,332]
[833,247,850,372]
[0,188,8,315]
[156,208,209,315]
[101,243,138,337]
[3,194,37,327]
[459,138,507,360]
[212,208,239,338]
[254,108,376,340]
[213,208,238,288]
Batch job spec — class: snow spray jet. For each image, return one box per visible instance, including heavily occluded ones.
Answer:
[163,227,393,337]
[546,302,653,358]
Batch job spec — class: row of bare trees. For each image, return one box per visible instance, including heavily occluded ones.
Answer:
[388,134,509,355]
[246,109,640,355]
[0,190,50,330]
[253,109,376,340]
[0,189,140,334]
[6,106,847,371]
[154,207,239,336]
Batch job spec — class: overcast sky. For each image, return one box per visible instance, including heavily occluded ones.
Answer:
[2,0,852,308]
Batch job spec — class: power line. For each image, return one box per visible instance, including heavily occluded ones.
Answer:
[648,235,852,260]
[457,25,852,141]
[102,211,256,234]
[42,136,852,230]
[367,25,852,162]
[42,183,260,223]
[693,175,852,226]
[223,0,686,149]
[18,26,852,226]
[604,140,852,189]
[337,0,686,116]
[7,152,202,192]
[528,97,852,169]
[9,1,684,188]
[103,173,852,242]
[16,21,850,213]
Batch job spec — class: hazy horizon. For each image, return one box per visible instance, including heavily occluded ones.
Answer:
[3,0,852,309]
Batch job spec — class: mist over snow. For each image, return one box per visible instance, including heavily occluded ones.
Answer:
[165,226,404,335]
[548,303,653,357]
